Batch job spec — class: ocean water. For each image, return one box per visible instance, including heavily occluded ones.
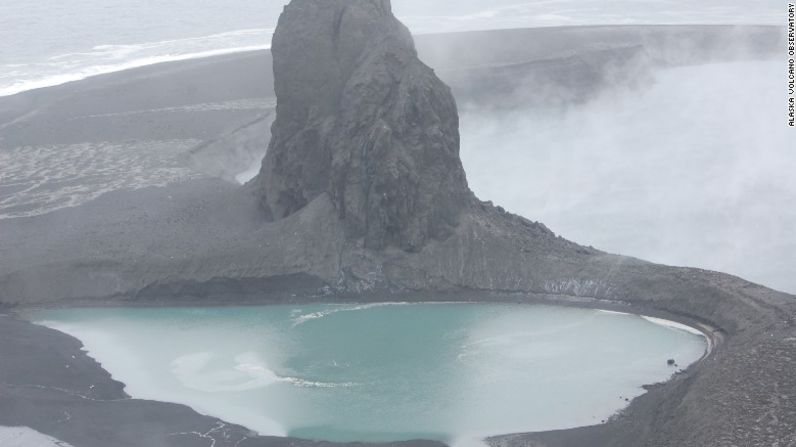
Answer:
[34,303,707,444]
[0,0,782,97]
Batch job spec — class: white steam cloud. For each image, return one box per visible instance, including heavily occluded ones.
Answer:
[460,60,795,294]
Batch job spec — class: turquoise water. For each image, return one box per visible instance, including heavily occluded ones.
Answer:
[34,303,706,444]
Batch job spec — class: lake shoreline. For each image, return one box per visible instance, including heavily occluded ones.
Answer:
[2,291,722,447]
[27,302,709,444]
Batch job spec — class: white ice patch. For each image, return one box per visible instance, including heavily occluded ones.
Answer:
[235,158,263,185]
[640,316,706,337]
[450,434,491,447]
[595,309,631,316]
[0,139,202,219]
[596,310,707,338]
[0,426,74,447]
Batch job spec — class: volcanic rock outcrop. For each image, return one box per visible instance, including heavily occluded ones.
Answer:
[255,0,472,252]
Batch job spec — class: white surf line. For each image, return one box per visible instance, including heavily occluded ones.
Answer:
[0,44,271,98]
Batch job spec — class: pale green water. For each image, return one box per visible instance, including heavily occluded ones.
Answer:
[34,303,706,444]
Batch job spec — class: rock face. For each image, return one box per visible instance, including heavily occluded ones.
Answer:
[255,0,472,252]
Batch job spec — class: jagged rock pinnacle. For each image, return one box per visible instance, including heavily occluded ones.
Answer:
[255,0,472,252]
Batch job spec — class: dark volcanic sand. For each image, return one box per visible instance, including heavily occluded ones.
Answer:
[0,25,794,447]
